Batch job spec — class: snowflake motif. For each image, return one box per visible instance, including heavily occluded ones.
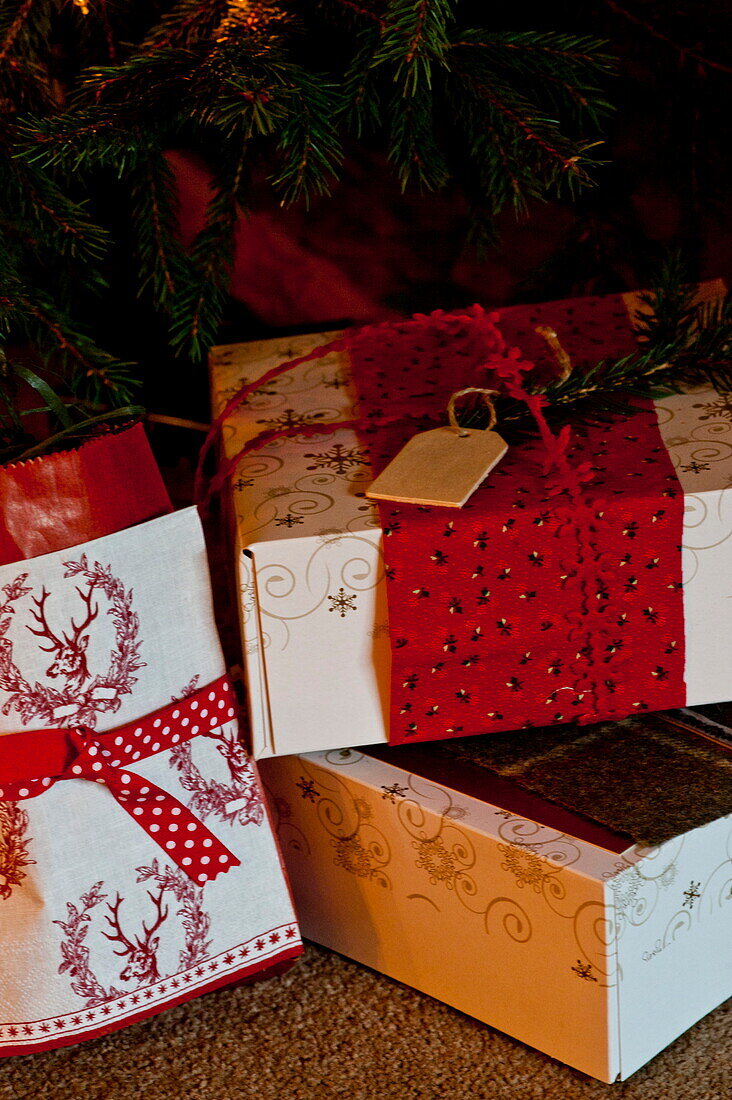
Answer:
[332,836,373,878]
[274,514,304,528]
[498,844,547,892]
[680,460,711,474]
[317,530,345,546]
[304,444,369,475]
[380,783,408,803]
[256,408,325,431]
[571,959,598,983]
[659,863,678,889]
[413,836,457,887]
[608,866,641,914]
[354,797,373,821]
[693,393,732,423]
[296,777,319,802]
[682,880,701,909]
[328,588,358,617]
[323,373,349,390]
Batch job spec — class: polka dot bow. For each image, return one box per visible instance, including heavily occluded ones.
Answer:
[0,676,241,885]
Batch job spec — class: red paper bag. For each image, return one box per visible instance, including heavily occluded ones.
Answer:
[0,424,172,565]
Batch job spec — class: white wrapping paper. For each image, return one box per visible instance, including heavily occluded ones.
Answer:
[0,508,301,1055]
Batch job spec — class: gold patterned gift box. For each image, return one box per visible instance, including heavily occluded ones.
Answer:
[258,719,732,1084]
[209,284,732,759]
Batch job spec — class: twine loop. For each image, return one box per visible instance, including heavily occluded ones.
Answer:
[535,326,572,381]
[447,387,499,436]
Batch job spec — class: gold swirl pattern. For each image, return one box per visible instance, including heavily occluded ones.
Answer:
[248,532,385,652]
[262,749,731,1021]
[573,902,618,982]
[297,765,393,888]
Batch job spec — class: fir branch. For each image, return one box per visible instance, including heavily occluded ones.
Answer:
[130,149,184,307]
[168,148,246,360]
[373,0,454,97]
[0,0,37,64]
[386,84,448,190]
[18,110,148,175]
[330,0,386,26]
[0,287,137,408]
[270,69,343,202]
[466,76,588,181]
[495,270,732,433]
[450,31,615,126]
[7,157,110,266]
[341,26,384,136]
[140,0,228,54]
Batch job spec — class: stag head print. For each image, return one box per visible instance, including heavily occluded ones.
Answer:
[27,584,99,687]
[102,889,169,985]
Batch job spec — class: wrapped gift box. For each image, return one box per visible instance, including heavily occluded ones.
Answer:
[209,285,732,758]
[0,508,302,1055]
[258,726,732,1083]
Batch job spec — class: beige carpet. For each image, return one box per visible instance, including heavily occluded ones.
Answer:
[0,944,728,1100]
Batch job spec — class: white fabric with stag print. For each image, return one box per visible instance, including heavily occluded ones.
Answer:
[0,508,301,1055]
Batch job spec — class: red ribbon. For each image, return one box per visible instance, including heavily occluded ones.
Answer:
[0,676,241,885]
[346,299,686,742]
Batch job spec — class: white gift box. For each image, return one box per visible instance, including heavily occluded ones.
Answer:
[209,286,732,759]
[259,741,732,1083]
[0,508,301,1055]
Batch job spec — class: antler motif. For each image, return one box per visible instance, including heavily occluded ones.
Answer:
[102,889,169,984]
[26,583,99,686]
[67,584,99,646]
[26,588,65,653]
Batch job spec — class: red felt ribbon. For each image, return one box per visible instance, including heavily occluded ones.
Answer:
[346,298,687,742]
[0,675,241,885]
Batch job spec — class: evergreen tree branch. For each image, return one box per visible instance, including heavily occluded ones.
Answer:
[373,0,453,97]
[1,288,137,407]
[130,149,184,307]
[140,0,227,53]
[169,147,246,360]
[0,0,37,63]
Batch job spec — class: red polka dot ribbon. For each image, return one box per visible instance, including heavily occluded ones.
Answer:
[0,676,241,885]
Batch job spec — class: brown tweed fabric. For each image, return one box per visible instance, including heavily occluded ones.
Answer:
[435,716,732,847]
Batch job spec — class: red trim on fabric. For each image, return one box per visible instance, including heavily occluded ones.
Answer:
[0,941,302,1058]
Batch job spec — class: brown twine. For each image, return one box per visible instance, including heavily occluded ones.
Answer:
[446,387,499,436]
[535,325,572,381]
